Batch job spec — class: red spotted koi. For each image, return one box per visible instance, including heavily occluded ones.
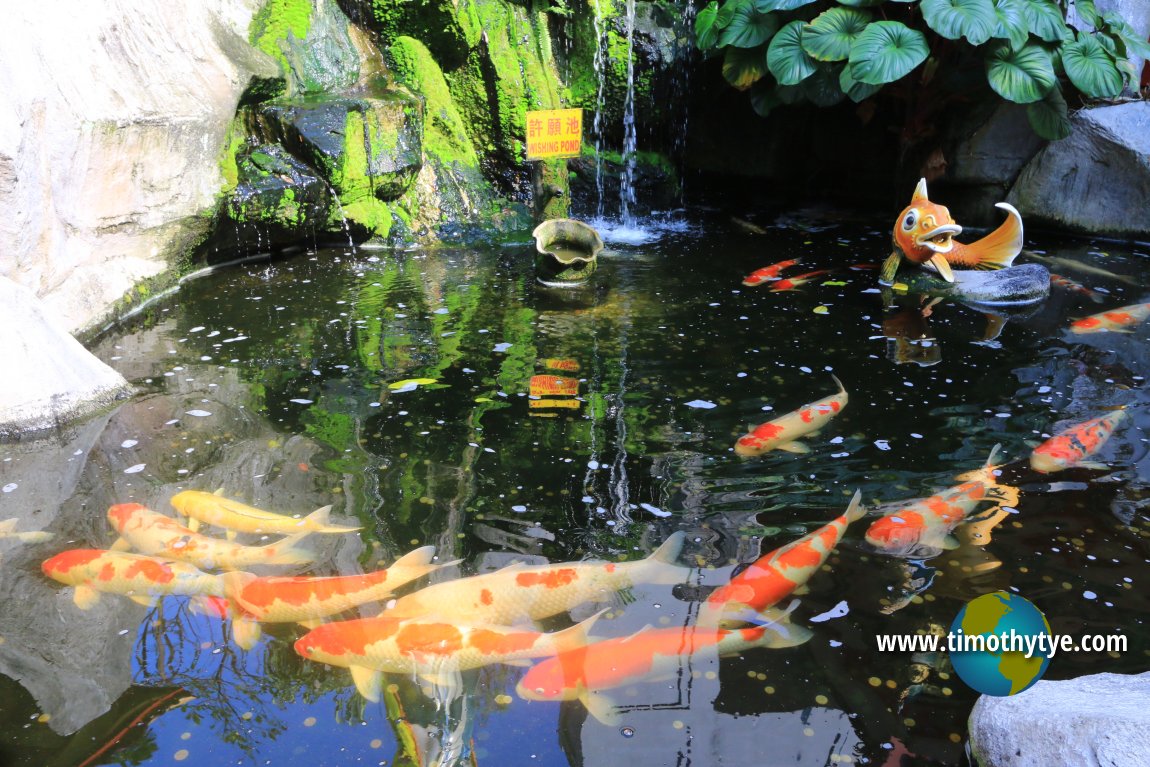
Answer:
[1049,273,1104,303]
[295,611,603,702]
[41,548,223,610]
[742,259,800,287]
[1029,411,1126,473]
[768,268,835,292]
[734,375,847,456]
[107,503,315,571]
[170,490,359,538]
[1069,303,1150,334]
[882,178,1022,284]
[383,533,688,625]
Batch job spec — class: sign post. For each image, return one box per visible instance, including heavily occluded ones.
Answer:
[525,108,583,160]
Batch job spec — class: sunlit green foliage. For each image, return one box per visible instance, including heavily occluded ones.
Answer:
[695,0,1150,140]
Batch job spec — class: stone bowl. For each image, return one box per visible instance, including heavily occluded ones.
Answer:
[532,218,604,287]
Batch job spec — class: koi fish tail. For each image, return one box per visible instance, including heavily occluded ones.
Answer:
[552,608,607,653]
[956,203,1022,271]
[264,530,317,566]
[232,615,264,651]
[955,444,1003,481]
[743,601,813,648]
[844,489,866,524]
[302,504,362,534]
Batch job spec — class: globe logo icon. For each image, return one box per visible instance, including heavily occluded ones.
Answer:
[949,591,1052,696]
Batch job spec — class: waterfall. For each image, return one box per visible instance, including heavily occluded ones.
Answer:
[592,0,608,221]
[619,0,638,226]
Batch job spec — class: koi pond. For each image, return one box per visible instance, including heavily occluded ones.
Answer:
[2,212,1149,766]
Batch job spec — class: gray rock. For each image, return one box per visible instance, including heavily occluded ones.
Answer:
[0,278,132,437]
[950,103,1045,188]
[1008,103,1150,238]
[969,671,1150,767]
[894,264,1051,307]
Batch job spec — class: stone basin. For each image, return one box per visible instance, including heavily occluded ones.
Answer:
[531,218,604,286]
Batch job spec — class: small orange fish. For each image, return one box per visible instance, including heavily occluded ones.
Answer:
[1069,303,1150,334]
[1030,411,1126,473]
[742,258,800,286]
[735,375,847,456]
[1049,273,1104,303]
[768,268,834,292]
[881,178,1022,283]
[41,548,224,609]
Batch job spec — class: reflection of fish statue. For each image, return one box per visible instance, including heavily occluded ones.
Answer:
[222,546,455,650]
[699,491,863,626]
[383,533,688,624]
[865,446,1018,557]
[881,178,1022,284]
[295,610,603,701]
[107,503,315,570]
[1030,411,1126,473]
[42,548,224,609]
[1069,303,1150,334]
[735,375,847,456]
[170,490,359,538]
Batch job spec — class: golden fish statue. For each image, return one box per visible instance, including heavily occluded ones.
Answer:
[881,178,1023,284]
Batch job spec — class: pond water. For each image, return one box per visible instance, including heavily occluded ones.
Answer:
[2,211,1149,766]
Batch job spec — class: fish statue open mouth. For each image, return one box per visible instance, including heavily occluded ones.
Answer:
[881,178,1022,284]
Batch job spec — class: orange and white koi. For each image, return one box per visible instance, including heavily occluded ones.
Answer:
[768,268,835,292]
[41,548,224,610]
[295,611,603,701]
[383,533,688,625]
[222,546,454,650]
[515,614,806,724]
[699,491,863,625]
[1068,303,1150,334]
[865,446,1017,556]
[1029,411,1126,473]
[881,178,1022,283]
[0,518,54,544]
[1049,273,1104,303]
[734,375,847,456]
[107,503,314,571]
[170,490,359,538]
[742,258,800,286]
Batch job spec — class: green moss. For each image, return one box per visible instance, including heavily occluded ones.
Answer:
[250,0,313,73]
[219,117,247,191]
[370,0,480,69]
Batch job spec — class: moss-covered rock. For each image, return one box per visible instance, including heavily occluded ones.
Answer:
[251,0,362,95]
[225,143,331,230]
[363,0,481,70]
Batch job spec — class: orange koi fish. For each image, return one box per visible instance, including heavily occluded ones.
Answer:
[107,503,314,571]
[768,268,835,292]
[1049,273,1104,303]
[41,548,224,609]
[0,518,54,544]
[515,615,806,725]
[222,546,454,650]
[881,178,1022,284]
[865,446,1017,556]
[170,490,359,538]
[295,611,603,701]
[1029,411,1126,473]
[742,258,800,287]
[1068,303,1150,334]
[383,533,688,625]
[699,491,863,625]
[734,375,847,456]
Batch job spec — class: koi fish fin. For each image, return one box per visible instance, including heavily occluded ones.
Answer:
[965,203,1023,270]
[580,689,621,726]
[1076,461,1112,471]
[303,504,362,534]
[14,531,54,544]
[109,537,133,552]
[844,490,866,524]
[390,545,437,569]
[634,533,689,586]
[912,177,929,203]
[651,531,685,566]
[831,374,846,395]
[954,444,1003,482]
[0,519,16,534]
[500,659,533,668]
[552,608,607,654]
[262,529,316,567]
[73,585,100,610]
[941,534,961,550]
[225,529,237,542]
[791,583,809,596]
[232,616,263,651]
[129,595,157,607]
[777,441,810,454]
[879,252,902,285]
[190,595,230,619]
[350,665,383,702]
[754,609,814,649]
[297,619,324,630]
[213,488,226,496]
[928,254,955,282]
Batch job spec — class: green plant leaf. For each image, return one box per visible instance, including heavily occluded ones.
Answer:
[1063,33,1123,97]
[1026,84,1071,139]
[1104,15,1150,59]
[921,0,998,45]
[714,0,745,31]
[750,82,783,116]
[1075,0,1100,27]
[1020,0,1069,42]
[719,2,781,48]
[839,64,883,100]
[696,2,721,49]
[835,0,884,6]
[848,21,930,84]
[985,42,1056,102]
[990,0,1029,49]
[723,45,770,89]
[755,0,818,11]
[801,64,848,105]
[767,20,818,84]
[802,8,872,61]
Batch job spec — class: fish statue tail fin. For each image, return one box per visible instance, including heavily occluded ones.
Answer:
[962,203,1023,271]
[552,608,607,654]
[302,505,362,534]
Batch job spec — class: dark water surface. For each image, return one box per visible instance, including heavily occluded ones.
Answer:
[2,213,1149,766]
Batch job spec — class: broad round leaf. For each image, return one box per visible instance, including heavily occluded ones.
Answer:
[802,64,848,106]
[1063,33,1123,98]
[985,42,1056,102]
[750,82,783,117]
[719,2,781,48]
[1106,15,1150,59]
[696,2,721,50]
[723,45,769,89]
[714,0,745,31]
[1074,0,1100,27]
[839,64,883,101]
[802,8,873,62]
[768,20,818,84]
[835,0,883,6]
[1021,0,1069,42]
[848,21,930,85]
[991,0,1029,50]
[1026,84,1071,140]
[921,0,998,46]
[754,0,818,11]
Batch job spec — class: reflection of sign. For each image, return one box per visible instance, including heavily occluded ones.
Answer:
[530,399,581,410]
[543,358,581,372]
[530,375,580,397]
[525,109,582,160]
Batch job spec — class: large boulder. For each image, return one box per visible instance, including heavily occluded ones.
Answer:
[223,142,332,235]
[968,671,1150,767]
[1008,103,1150,238]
